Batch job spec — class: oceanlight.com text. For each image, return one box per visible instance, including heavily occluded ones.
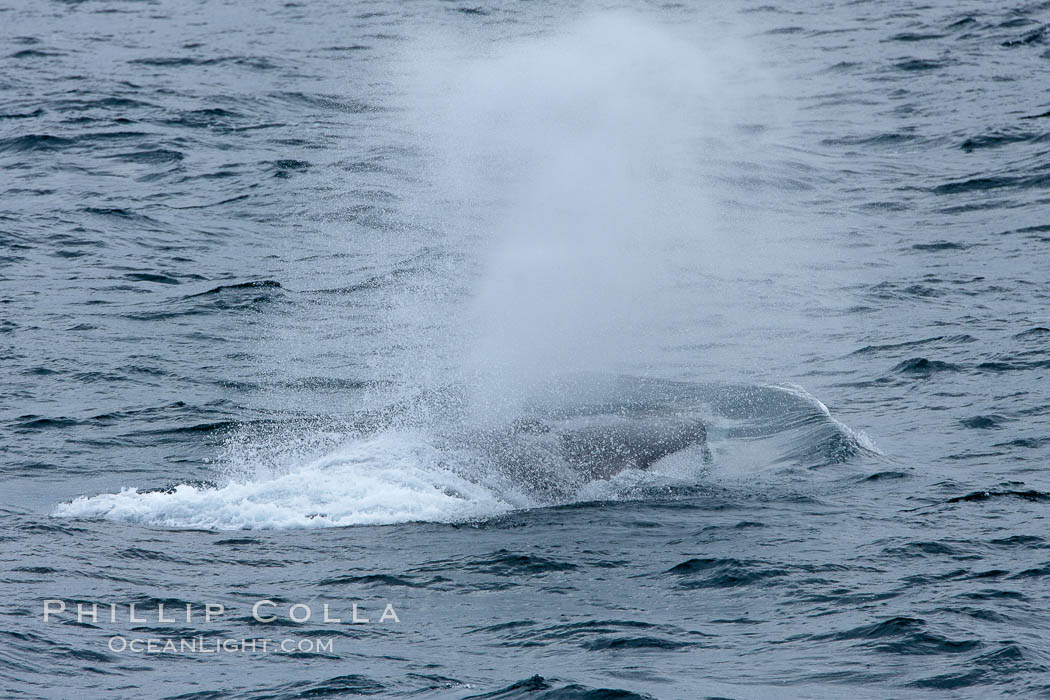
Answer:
[108,636,337,654]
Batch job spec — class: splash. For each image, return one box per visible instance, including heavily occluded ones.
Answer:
[52,379,873,529]
[400,13,786,416]
[54,431,515,529]
[50,15,852,531]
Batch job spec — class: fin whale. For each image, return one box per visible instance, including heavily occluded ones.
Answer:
[448,411,709,502]
[350,373,865,501]
[352,374,715,500]
[508,413,708,479]
[437,378,713,500]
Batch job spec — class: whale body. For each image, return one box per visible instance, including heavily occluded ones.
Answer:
[445,411,709,502]
[352,373,866,502]
[508,412,707,477]
[414,376,713,500]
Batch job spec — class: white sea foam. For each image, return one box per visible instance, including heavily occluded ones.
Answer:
[53,432,515,530]
[51,422,721,530]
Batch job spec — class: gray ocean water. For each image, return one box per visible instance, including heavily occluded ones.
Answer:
[3,0,1050,698]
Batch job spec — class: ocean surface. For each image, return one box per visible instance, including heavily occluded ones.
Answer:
[3,0,1050,697]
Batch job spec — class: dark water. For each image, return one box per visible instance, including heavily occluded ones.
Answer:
[3,0,1050,697]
